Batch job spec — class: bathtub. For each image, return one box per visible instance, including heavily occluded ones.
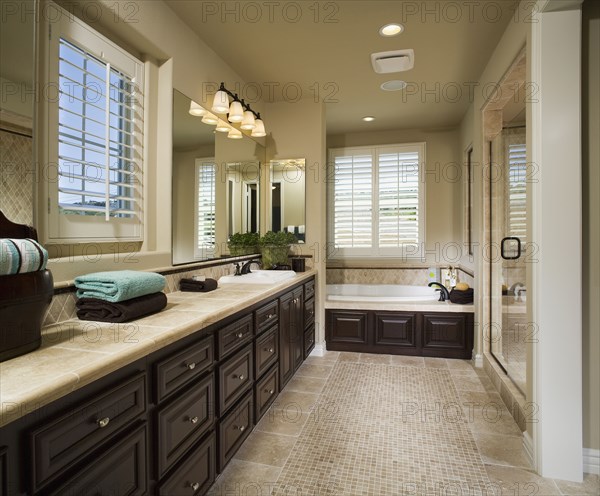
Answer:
[327,284,440,303]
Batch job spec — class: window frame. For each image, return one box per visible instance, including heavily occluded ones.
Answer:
[41,5,145,243]
[327,142,426,260]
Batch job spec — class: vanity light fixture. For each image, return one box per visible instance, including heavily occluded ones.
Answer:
[362,116,375,122]
[251,114,266,137]
[240,109,256,130]
[201,112,219,125]
[228,128,243,139]
[215,119,231,132]
[379,23,404,37]
[211,82,267,135]
[189,100,206,116]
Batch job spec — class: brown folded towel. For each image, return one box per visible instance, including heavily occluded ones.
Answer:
[449,288,474,304]
[179,278,218,293]
[76,292,167,323]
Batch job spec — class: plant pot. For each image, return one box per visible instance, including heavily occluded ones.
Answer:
[228,245,258,256]
[260,245,290,268]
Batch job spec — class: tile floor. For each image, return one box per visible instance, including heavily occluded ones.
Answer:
[207,352,600,496]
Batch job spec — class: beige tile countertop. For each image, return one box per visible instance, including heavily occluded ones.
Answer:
[0,270,316,428]
[324,299,474,313]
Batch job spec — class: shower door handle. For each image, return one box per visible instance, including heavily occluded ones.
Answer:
[501,237,521,260]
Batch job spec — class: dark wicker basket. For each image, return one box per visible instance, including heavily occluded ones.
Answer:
[0,211,54,362]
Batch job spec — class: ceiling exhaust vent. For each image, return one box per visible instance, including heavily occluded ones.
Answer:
[371,49,414,74]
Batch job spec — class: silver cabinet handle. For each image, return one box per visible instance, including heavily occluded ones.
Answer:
[237,425,245,432]
[190,416,199,424]
[237,374,245,381]
[186,362,196,370]
[97,417,110,428]
[267,347,274,353]
[267,389,274,395]
[189,481,200,491]
[267,313,275,319]
[236,332,244,338]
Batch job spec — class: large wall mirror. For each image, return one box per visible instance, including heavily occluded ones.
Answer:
[172,90,265,265]
[0,0,36,227]
[268,159,306,243]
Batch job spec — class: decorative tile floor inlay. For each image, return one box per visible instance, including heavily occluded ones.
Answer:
[272,362,491,496]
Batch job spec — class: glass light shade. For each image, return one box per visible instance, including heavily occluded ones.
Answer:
[227,100,244,122]
[240,110,256,130]
[227,128,243,139]
[215,120,230,132]
[212,90,230,114]
[251,118,266,137]
[201,112,218,125]
[189,101,206,116]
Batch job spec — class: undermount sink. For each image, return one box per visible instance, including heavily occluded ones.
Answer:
[219,270,296,285]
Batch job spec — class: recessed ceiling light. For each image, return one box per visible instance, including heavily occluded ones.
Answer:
[362,116,375,122]
[381,80,408,91]
[379,23,404,37]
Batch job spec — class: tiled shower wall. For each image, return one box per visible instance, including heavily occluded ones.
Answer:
[42,261,242,328]
[326,267,475,287]
[0,129,34,226]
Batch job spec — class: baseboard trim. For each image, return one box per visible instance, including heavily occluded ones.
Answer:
[523,432,535,470]
[310,342,326,357]
[472,353,483,368]
[583,448,600,475]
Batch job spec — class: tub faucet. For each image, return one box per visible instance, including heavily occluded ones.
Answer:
[240,259,262,275]
[509,282,526,298]
[428,282,450,302]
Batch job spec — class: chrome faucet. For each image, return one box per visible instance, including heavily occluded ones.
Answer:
[428,282,450,302]
[509,282,526,298]
[239,259,262,275]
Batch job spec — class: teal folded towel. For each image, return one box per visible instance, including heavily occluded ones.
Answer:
[0,238,49,276]
[75,270,166,303]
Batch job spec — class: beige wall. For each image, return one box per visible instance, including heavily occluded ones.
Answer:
[582,0,599,451]
[327,127,462,266]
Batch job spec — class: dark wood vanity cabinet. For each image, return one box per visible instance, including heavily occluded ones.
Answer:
[0,276,315,496]
[326,310,473,359]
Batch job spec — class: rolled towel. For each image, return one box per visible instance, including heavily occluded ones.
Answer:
[0,238,48,276]
[76,292,167,323]
[75,270,166,303]
[179,278,218,293]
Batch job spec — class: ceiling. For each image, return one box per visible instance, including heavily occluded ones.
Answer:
[165,0,518,135]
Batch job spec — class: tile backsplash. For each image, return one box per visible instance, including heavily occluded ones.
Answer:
[327,267,475,287]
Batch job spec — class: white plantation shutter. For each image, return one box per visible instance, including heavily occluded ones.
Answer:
[44,7,144,242]
[507,143,527,243]
[195,160,216,258]
[332,153,373,248]
[328,143,425,258]
[378,149,420,247]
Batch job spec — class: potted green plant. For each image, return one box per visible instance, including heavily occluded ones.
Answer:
[227,232,260,256]
[259,231,297,268]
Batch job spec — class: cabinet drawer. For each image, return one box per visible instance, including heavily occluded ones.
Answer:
[254,327,279,378]
[304,297,315,330]
[31,373,146,492]
[304,279,315,301]
[217,314,254,359]
[157,374,215,478]
[218,391,253,471]
[155,335,214,403]
[255,300,278,335]
[49,423,147,496]
[254,365,278,421]
[304,325,315,358]
[218,345,254,415]
[158,432,216,496]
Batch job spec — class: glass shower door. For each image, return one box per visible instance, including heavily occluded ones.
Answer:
[490,128,528,394]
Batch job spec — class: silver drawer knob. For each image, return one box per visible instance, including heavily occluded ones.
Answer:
[190,481,200,491]
[267,314,275,319]
[238,374,245,381]
[268,347,274,353]
[237,425,245,432]
[190,416,199,424]
[267,389,274,395]
[236,332,244,338]
[186,362,196,370]
[97,417,110,428]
